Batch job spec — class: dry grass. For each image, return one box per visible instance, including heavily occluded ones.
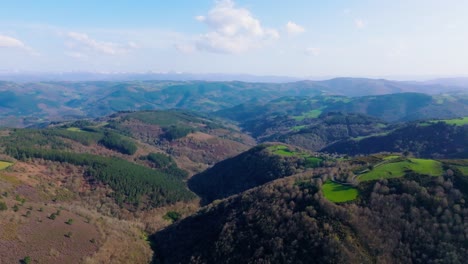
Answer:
[82,212,152,264]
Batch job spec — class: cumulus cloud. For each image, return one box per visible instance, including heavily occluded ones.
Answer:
[0,34,38,55]
[0,34,26,48]
[67,32,136,55]
[285,21,305,35]
[305,47,321,56]
[355,19,366,29]
[193,0,279,54]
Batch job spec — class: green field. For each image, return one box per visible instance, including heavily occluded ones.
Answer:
[322,180,359,203]
[0,161,13,170]
[359,158,443,181]
[442,117,468,126]
[267,145,297,156]
[352,131,390,141]
[383,155,401,160]
[291,125,306,131]
[305,157,322,168]
[455,166,468,176]
[424,117,468,126]
[66,127,85,132]
[267,145,323,168]
[292,109,322,121]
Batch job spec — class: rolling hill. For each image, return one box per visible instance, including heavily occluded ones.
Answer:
[188,143,323,204]
[1,78,467,127]
[323,122,468,158]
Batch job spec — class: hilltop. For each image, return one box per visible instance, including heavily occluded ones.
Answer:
[188,143,324,204]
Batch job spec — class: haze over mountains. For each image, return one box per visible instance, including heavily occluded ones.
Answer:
[1,77,467,128]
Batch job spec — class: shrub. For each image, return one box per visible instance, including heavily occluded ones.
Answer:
[0,201,7,211]
[22,256,31,264]
[163,211,182,222]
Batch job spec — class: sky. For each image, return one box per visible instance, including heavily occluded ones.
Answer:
[0,0,467,78]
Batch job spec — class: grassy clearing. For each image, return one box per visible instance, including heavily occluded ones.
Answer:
[424,117,468,126]
[383,155,400,160]
[0,161,13,170]
[291,125,306,131]
[305,157,322,168]
[322,181,359,203]
[359,158,443,182]
[66,127,84,132]
[267,145,297,157]
[292,109,322,121]
[352,131,390,141]
[266,145,323,168]
[442,117,468,126]
[455,166,468,176]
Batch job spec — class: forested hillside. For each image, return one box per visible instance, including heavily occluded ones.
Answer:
[188,143,324,204]
[323,122,468,158]
[152,165,468,264]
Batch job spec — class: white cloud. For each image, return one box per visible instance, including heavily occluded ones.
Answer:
[67,32,136,55]
[355,19,366,29]
[305,47,321,56]
[193,0,279,54]
[195,15,205,22]
[0,34,26,48]
[285,21,305,35]
[0,34,39,56]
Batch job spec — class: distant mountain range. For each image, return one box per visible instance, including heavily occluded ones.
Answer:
[0,77,467,127]
[2,72,468,86]
[0,72,301,83]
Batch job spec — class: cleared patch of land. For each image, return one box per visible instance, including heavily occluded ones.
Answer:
[0,161,13,170]
[291,125,306,131]
[292,109,322,121]
[383,155,401,160]
[359,158,443,181]
[455,166,468,176]
[423,117,468,126]
[66,127,85,132]
[322,180,359,203]
[442,117,468,126]
[267,145,297,156]
[267,145,324,168]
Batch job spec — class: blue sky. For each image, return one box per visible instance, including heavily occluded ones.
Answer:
[0,0,467,78]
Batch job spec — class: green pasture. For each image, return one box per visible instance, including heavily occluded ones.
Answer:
[322,180,359,203]
[359,158,443,181]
